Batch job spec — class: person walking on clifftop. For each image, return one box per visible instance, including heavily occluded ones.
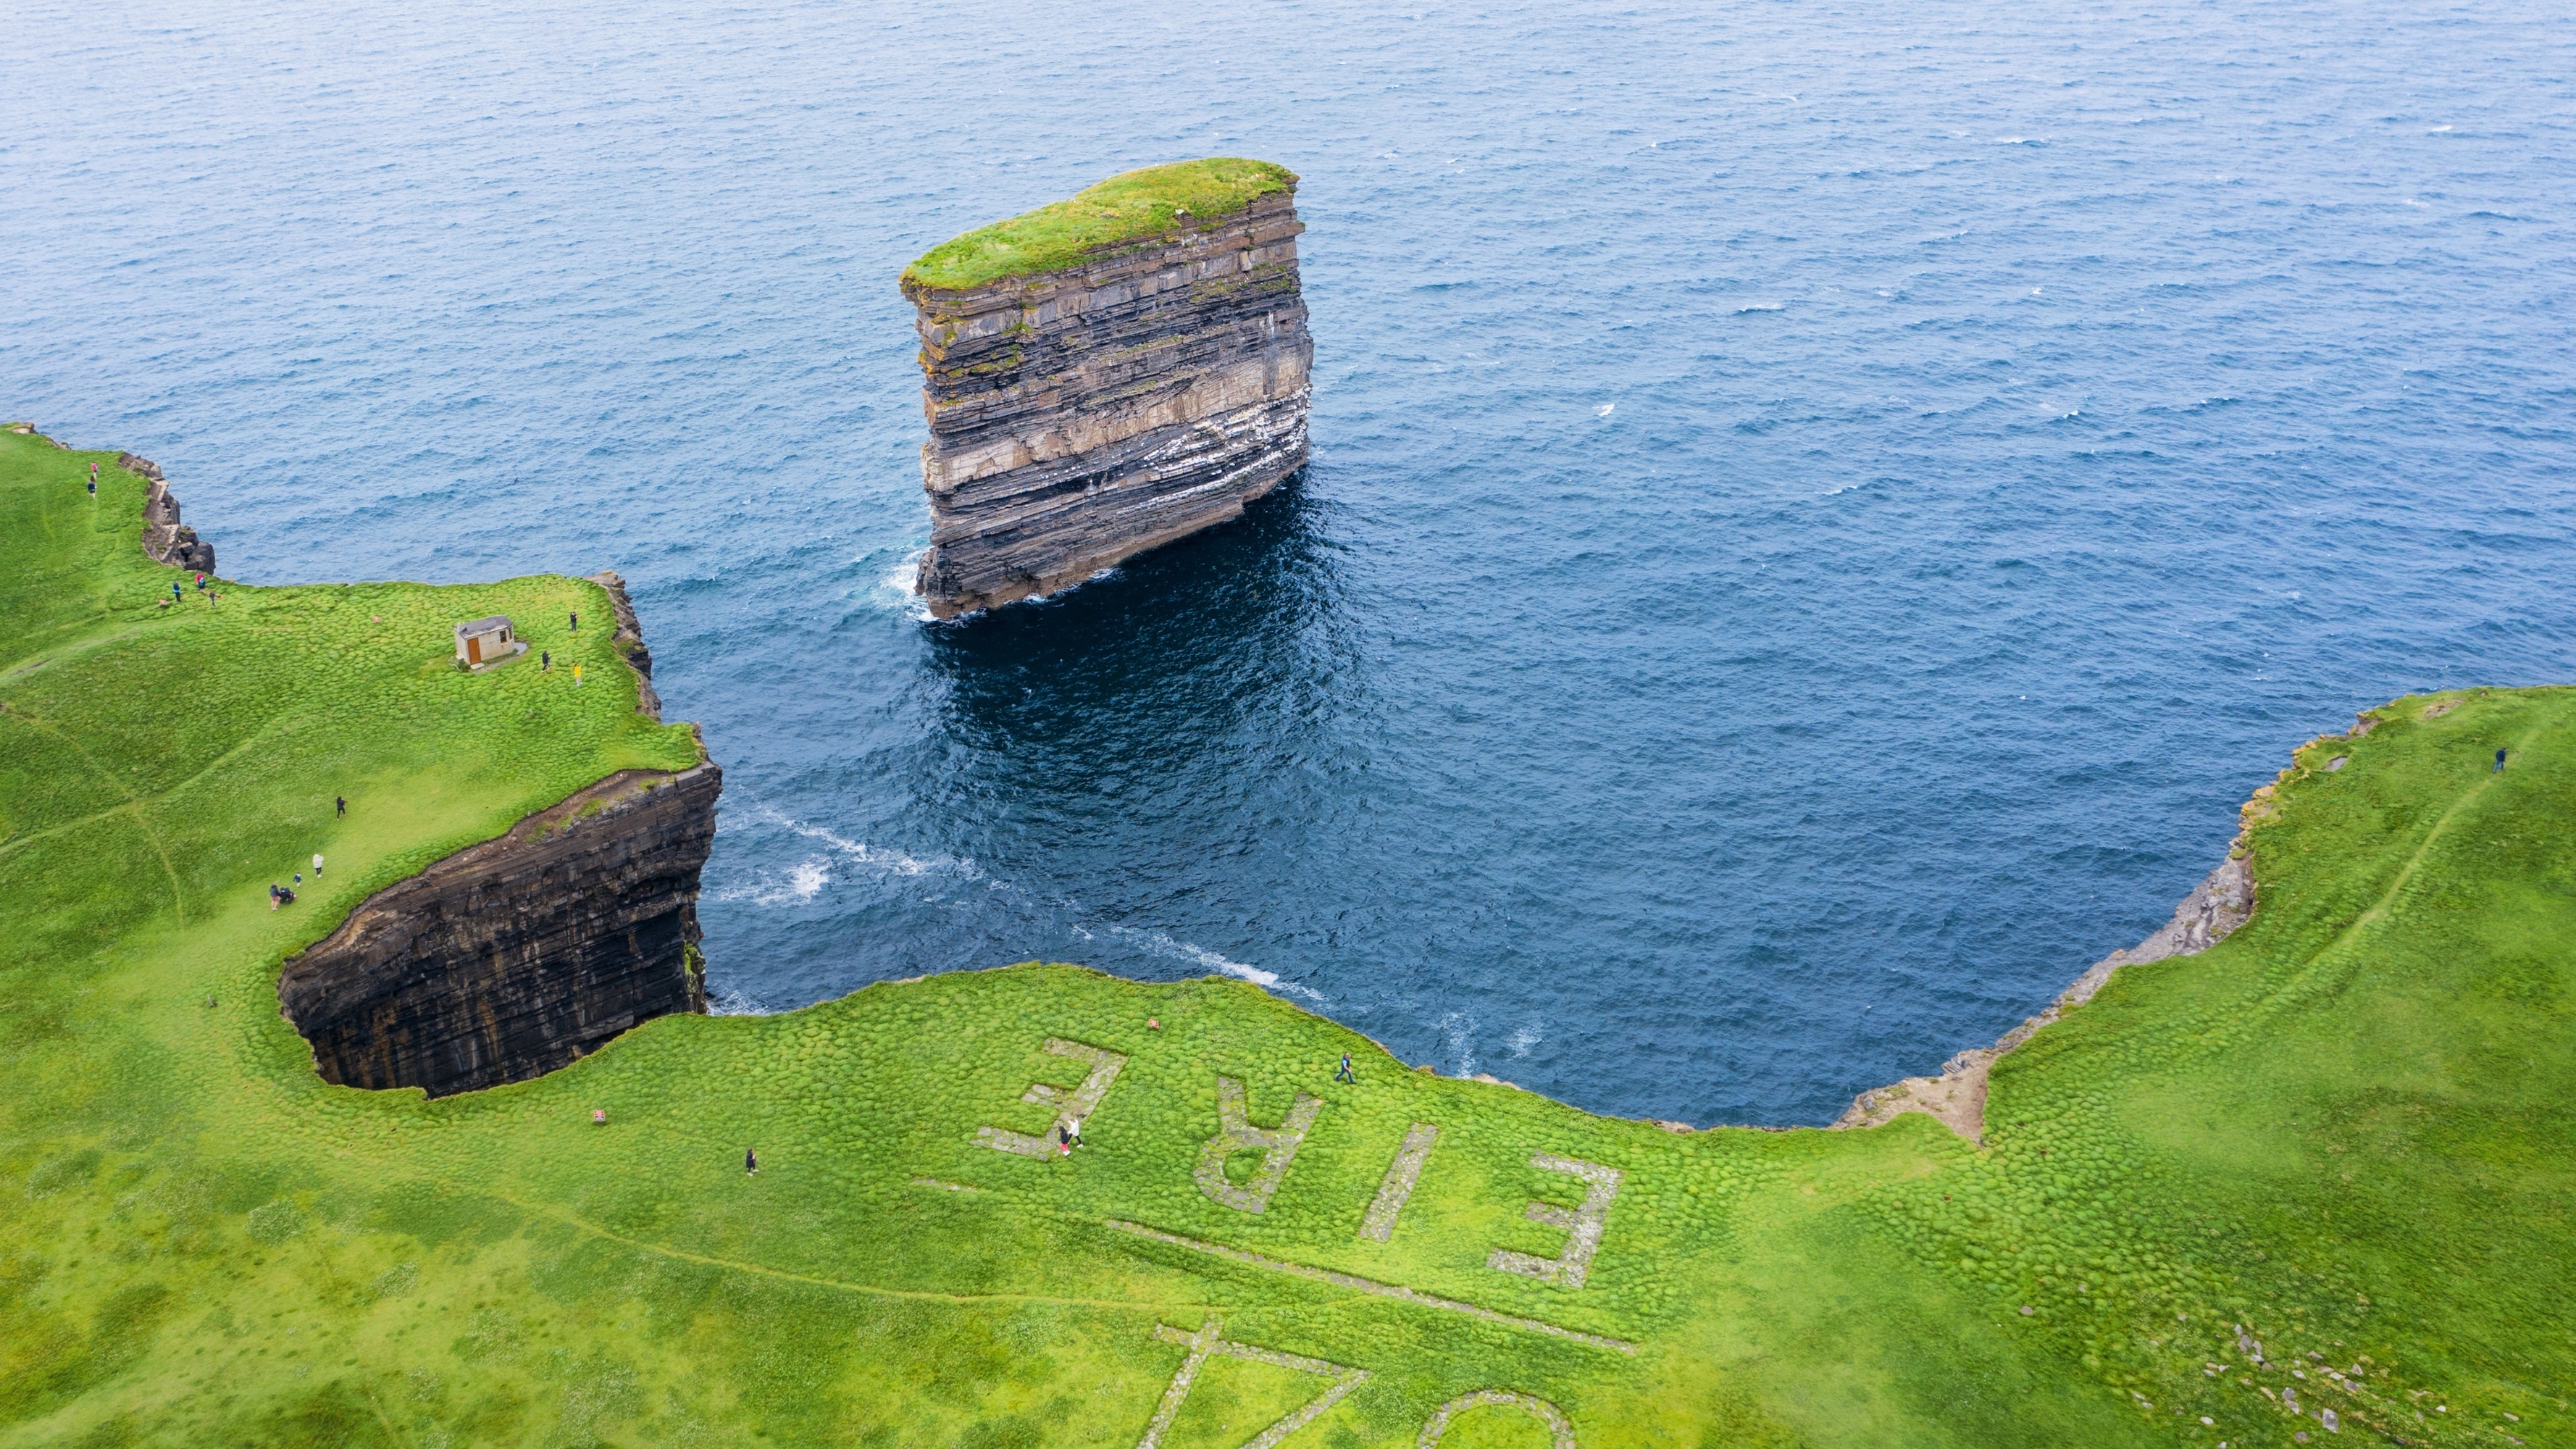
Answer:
[1336,1052,1355,1084]
[745,1147,758,1176]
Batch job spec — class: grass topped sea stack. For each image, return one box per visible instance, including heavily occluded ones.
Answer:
[902,158,1313,617]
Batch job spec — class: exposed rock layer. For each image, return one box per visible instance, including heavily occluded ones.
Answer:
[588,569,661,720]
[279,759,720,1097]
[118,451,217,575]
[905,185,1312,617]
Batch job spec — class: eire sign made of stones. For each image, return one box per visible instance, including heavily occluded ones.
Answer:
[974,1035,1629,1318]
[1134,1318,1579,1449]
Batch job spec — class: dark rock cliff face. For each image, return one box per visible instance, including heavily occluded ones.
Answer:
[117,452,217,575]
[905,185,1312,618]
[279,761,720,1097]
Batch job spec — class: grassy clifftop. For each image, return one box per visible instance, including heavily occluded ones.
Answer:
[1,425,2570,1447]
[903,158,1297,293]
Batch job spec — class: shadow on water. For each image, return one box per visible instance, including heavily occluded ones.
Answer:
[920,474,1365,781]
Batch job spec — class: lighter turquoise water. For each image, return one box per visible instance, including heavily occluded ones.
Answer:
[7,0,2572,1124]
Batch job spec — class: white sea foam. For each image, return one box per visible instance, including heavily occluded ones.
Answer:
[711,856,835,906]
[1736,302,1785,314]
[1507,1022,1542,1058]
[1595,402,1615,417]
[1438,1011,1478,1078]
[1111,927,1326,1002]
[708,987,775,1016]
[745,802,979,882]
[874,546,932,621]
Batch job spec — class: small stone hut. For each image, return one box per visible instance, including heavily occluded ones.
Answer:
[453,616,521,669]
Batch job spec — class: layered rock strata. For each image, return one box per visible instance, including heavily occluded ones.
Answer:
[905,185,1312,617]
[118,451,217,575]
[276,570,714,1098]
[279,757,720,1097]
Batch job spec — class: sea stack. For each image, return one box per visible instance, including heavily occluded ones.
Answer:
[902,158,1313,618]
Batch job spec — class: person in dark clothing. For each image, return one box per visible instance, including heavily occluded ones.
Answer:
[569,610,579,632]
[745,1147,758,1175]
[541,650,551,672]
[2496,748,2509,771]
[1336,1052,1356,1084]
[268,883,280,911]
[335,796,346,817]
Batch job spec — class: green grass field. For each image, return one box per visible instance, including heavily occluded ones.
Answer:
[1,424,2569,1447]
[902,159,1297,292]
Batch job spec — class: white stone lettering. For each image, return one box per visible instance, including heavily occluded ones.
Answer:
[1134,1318,1370,1449]
[1358,1122,1441,1241]
[1486,1152,1623,1288]
[1417,1390,1578,1448]
[1192,1076,1323,1213]
[974,1037,1128,1159]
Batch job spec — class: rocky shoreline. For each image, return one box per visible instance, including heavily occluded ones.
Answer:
[115,450,219,575]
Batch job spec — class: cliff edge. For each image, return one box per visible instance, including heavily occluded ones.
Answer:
[117,450,218,575]
[279,568,714,1098]
[278,758,719,1097]
[902,159,1313,618]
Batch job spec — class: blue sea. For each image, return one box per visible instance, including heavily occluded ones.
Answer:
[8,0,2572,1125]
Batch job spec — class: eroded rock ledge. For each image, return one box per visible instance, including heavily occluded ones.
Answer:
[279,758,720,1097]
[904,180,1312,617]
[117,451,217,575]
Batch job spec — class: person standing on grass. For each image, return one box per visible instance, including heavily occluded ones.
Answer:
[312,852,325,878]
[335,796,346,818]
[1336,1052,1355,1084]
[171,582,182,604]
[268,883,280,911]
[88,467,97,496]
[745,1147,758,1176]
[573,663,583,688]
[541,649,551,672]
[2496,748,2509,772]
[570,609,579,632]
[1067,1115,1083,1150]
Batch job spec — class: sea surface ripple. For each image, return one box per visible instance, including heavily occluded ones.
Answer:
[7,0,2572,1124]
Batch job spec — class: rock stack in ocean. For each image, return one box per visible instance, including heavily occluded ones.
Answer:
[901,159,1313,618]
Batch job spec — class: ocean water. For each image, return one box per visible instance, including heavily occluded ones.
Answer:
[8,0,2572,1125]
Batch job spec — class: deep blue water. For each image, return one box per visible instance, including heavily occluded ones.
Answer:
[8,0,2573,1125]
